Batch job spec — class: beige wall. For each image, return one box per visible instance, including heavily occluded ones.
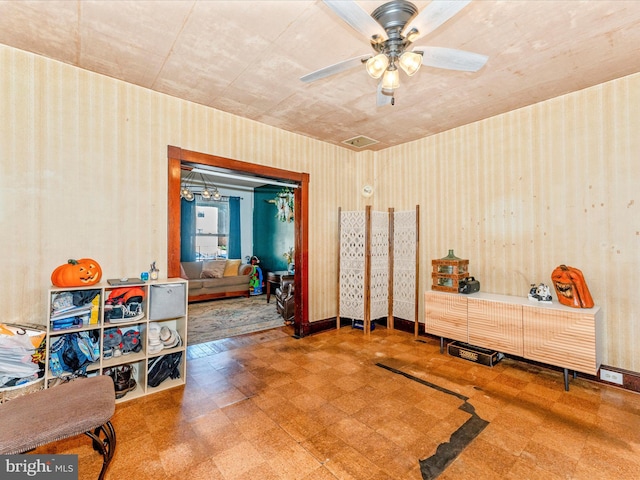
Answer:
[2,44,638,371]
[0,44,361,328]
[374,75,640,371]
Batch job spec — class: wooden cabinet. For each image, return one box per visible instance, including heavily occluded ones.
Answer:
[468,296,523,356]
[522,304,602,375]
[424,291,467,342]
[45,278,188,402]
[425,290,602,389]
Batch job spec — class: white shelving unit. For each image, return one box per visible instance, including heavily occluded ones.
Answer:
[45,278,188,403]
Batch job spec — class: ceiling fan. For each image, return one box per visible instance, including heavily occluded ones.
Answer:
[300,0,487,106]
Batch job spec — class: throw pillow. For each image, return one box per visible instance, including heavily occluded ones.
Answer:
[200,260,226,279]
[223,259,242,277]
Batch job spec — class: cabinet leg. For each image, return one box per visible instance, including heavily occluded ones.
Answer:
[563,368,569,391]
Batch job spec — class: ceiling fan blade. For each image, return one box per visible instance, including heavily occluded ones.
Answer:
[415,46,487,72]
[300,54,371,83]
[376,82,393,107]
[323,0,387,41]
[404,0,472,42]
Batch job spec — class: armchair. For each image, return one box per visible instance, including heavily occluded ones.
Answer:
[275,278,295,325]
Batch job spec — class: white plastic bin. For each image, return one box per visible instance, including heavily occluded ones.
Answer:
[148,283,186,320]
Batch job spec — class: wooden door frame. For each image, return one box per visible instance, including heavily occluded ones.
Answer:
[167,145,310,337]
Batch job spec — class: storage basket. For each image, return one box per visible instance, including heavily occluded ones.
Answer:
[0,377,45,404]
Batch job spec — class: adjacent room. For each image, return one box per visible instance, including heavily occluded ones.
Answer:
[1,1,640,479]
[177,164,297,344]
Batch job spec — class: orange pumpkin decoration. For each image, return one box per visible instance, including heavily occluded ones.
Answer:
[51,258,102,287]
[551,264,594,308]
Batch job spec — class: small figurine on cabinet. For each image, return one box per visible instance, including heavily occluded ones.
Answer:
[149,261,159,281]
[528,283,552,303]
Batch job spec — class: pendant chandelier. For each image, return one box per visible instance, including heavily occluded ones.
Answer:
[180,171,221,202]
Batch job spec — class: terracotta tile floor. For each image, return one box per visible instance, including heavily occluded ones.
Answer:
[35,326,640,479]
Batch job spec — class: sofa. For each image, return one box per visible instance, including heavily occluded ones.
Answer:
[180,259,252,302]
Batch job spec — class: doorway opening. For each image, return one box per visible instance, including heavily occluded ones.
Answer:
[167,146,310,337]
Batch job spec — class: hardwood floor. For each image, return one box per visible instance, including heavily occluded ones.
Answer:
[34,325,640,479]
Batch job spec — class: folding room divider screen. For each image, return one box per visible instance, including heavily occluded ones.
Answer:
[337,206,419,334]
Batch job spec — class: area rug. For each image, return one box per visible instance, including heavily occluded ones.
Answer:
[187,295,285,345]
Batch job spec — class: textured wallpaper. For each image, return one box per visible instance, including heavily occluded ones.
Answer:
[2,43,639,370]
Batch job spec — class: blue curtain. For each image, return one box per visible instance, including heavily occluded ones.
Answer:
[180,199,196,262]
[228,196,241,259]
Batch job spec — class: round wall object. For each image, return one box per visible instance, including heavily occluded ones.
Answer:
[362,185,374,197]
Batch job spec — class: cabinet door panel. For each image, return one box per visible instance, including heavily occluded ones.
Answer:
[522,305,598,374]
[424,291,467,342]
[468,298,523,356]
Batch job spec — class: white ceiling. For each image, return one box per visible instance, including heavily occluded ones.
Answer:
[2,0,640,151]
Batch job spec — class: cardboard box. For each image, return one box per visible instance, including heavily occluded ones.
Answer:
[447,341,503,367]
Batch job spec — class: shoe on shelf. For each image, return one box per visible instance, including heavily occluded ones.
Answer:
[114,373,136,399]
[122,329,142,354]
[106,301,144,323]
[105,364,137,399]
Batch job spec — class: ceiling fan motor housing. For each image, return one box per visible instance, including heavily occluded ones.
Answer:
[371,0,419,58]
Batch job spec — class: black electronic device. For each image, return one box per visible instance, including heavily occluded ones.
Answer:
[459,276,480,294]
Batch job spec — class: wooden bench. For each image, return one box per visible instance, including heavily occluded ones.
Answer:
[0,375,116,480]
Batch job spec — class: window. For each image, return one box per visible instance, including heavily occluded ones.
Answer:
[195,198,229,260]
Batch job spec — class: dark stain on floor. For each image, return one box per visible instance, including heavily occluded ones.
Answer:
[376,363,489,479]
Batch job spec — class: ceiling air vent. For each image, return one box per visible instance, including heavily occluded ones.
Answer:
[342,135,379,148]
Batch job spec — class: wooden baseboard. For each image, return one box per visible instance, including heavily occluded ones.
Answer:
[302,316,421,336]
[304,317,337,335]
[392,317,426,336]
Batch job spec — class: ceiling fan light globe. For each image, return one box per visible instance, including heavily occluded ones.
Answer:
[405,27,420,43]
[212,188,222,200]
[184,191,195,202]
[399,51,422,76]
[366,54,389,79]
[381,68,400,90]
